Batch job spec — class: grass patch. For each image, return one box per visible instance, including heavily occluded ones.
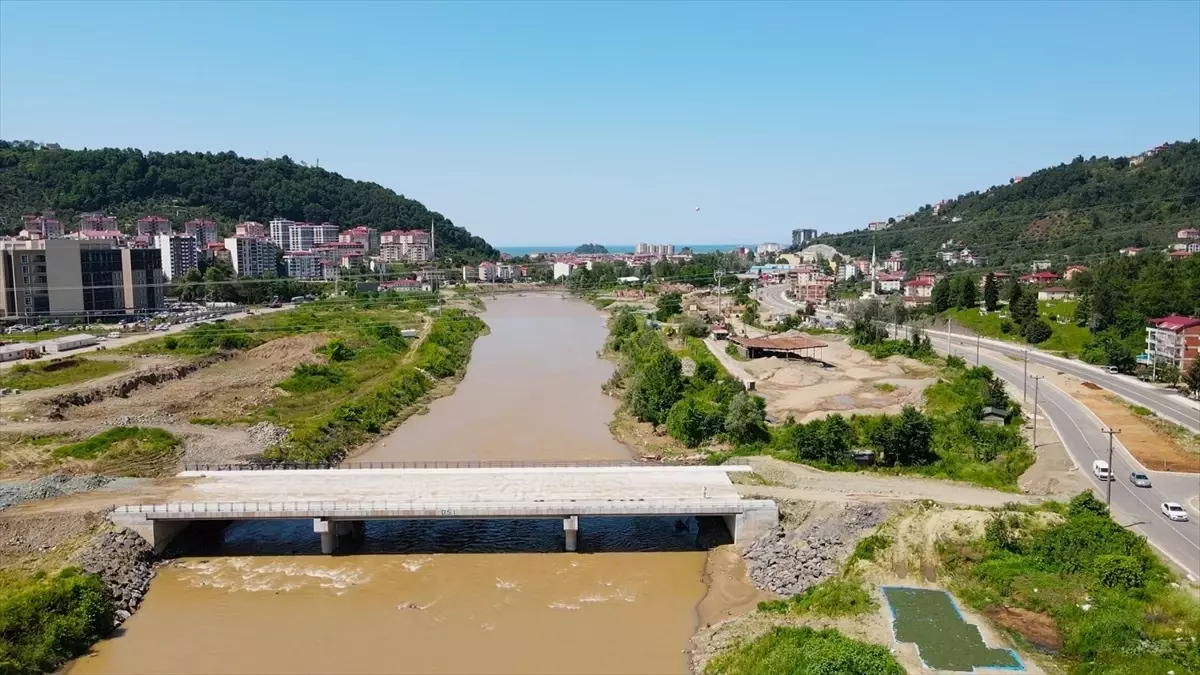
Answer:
[874,382,897,393]
[704,626,903,675]
[852,533,892,561]
[0,358,126,391]
[276,364,350,394]
[52,426,182,477]
[724,342,747,361]
[947,300,1090,356]
[940,492,1200,674]
[1129,404,1154,416]
[0,568,115,675]
[758,575,878,618]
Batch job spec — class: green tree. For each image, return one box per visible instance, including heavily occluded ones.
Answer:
[608,311,641,350]
[875,407,934,467]
[625,347,683,425]
[983,272,1000,312]
[741,300,760,327]
[954,276,978,309]
[1154,360,1180,386]
[666,397,713,448]
[931,278,954,312]
[1003,275,1022,305]
[724,391,768,445]
[1011,291,1039,325]
[1184,358,1200,399]
[656,293,683,321]
[818,413,853,464]
[678,314,709,338]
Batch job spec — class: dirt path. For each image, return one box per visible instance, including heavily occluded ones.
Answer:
[735,456,1040,507]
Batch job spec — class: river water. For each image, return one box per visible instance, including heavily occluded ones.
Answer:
[71,296,757,675]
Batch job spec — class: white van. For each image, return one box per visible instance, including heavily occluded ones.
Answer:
[1092,460,1111,481]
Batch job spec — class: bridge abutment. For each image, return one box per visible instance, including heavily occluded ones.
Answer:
[110,513,192,554]
[724,500,779,547]
[563,516,579,552]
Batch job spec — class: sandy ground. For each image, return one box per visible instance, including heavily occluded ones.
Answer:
[61,333,329,424]
[735,334,938,423]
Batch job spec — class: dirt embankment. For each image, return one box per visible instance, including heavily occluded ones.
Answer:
[41,354,230,419]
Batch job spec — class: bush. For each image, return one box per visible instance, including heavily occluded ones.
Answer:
[999,319,1015,334]
[322,339,356,362]
[790,576,878,617]
[0,569,114,675]
[705,626,903,675]
[852,534,891,561]
[1022,319,1053,344]
[277,363,348,394]
[678,315,709,338]
[666,397,716,448]
[1094,554,1145,589]
[723,391,768,445]
[656,292,683,321]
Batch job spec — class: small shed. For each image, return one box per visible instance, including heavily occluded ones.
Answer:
[728,335,827,360]
[979,406,1010,426]
[710,326,730,340]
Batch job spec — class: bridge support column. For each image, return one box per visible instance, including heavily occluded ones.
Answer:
[563,516,579,552]
[314,518,337,555]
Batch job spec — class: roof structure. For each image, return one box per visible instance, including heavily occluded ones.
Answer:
[729,335,827,351]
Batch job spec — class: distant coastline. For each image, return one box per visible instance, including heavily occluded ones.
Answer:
[496,244,743,256]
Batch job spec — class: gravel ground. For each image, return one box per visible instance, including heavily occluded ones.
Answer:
[0,474,146,511]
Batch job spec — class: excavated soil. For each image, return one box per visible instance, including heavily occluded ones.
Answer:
[984,606,1063,654]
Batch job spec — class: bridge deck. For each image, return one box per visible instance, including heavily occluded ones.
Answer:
[118,466,750,519]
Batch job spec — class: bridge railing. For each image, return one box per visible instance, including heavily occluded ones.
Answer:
[112,499,746,518]
[183,459,678,471]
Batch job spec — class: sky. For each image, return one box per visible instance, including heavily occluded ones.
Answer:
[1,1,1198,246]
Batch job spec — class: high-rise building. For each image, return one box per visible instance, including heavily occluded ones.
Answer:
[380,229,431,262]
[154,234,199,280]
[237,221,267,238]
[225,236,278,278]
[313,223,340,245]
[792,229,817,248]
[0,238,163,318]
[269,218,295,250]
[184,219,220,246]
[21,214,64,239]
[339,226,379,253]
[288,223,316,252]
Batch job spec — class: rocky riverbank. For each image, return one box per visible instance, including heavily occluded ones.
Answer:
[73,527,157,626]
[742,502,889,596]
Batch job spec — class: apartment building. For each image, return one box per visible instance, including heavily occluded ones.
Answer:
[1145,315,1200,371]
[0,238,163,318]
[380,229,431,262]
[237,221,267,238]
[137,216,172,237]
[634,243,675,257]
[21,214,63,239]
[79,213,118,231]
[288,223,316,252]
[312,223,339,245]
[154,234,199,280]
[269,218,295,250]
[225,236,278,278]
[791,229,818,248]
[284,251,322,280]
[339,226,379,253]
[184,219,220,246]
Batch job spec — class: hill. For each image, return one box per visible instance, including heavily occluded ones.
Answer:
[574,243,609,254]
[0,141,497,259]
[813,140,1200,270]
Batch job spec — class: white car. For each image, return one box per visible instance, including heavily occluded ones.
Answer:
[1161,502,1189,522]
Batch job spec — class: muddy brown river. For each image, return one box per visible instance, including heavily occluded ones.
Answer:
[71,296,757,675]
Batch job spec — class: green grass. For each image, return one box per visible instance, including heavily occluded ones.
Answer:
[1129,404,1153,416]
[947,300,1091,356]
[52,426,182,477]
[852,533,892,561]
[704,626,904,675]
[874,382,897,393]
[758,576,878,618]
[0,358,126,391]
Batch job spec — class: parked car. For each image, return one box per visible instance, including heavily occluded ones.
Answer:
[1161,502,1189,522]
[1129,472,1152,488]
[1092,460,1111,481]
[107,332,121,339]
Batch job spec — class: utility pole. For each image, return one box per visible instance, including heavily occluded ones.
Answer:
[715,269,725,320]
[1102,428,1120,505]
[1030,375,1044,450]
[1022,349,1029,402]
[946,317,952,354]
[976,335,981,366]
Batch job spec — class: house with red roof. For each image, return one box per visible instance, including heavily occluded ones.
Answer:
[1063,265,1088,281]
[1145,315,1200,371]
[1019,271,1060,286]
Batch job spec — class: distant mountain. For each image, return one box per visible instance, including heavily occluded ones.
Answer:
[574,243,609,254]
[814,140,1200,270]
[0,141,497,259]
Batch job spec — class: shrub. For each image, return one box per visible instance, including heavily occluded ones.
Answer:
[705,626,903,675]
[790,577,878,617]
[723,391,768,445]
[666,397,715,448]
[162,336,178,350]
[277,364,348,394]
[1022,319,1053,344]
[852,534,891,561]
[0,569,114,675]
[984,514,1017,552]
[678,315,710,338]
[322,339,356,362]
[999,319,1015,334]
[1094,554,1145,589]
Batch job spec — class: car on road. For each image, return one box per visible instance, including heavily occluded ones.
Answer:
[1130,472,1152,488]
[1105,366,1119,374]
[1092,460,1112,481]
[1161,502,1189,522]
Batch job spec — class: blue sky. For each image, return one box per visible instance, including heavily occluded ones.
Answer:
[1,1,1198,246]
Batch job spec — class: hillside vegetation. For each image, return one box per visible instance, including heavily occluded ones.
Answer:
[820,140,1200,268]
[0,141,497,259]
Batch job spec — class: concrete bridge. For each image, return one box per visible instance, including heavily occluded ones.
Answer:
[111,464,779,554]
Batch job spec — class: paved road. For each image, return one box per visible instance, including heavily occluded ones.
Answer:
[756,288,1199,576]
[0,304,295,371]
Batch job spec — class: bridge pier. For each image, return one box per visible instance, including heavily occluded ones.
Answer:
[563,516,579,552]
[314,518,337,554]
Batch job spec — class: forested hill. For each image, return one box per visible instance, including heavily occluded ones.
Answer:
[814,140,1200,269]
[0,142,498,259]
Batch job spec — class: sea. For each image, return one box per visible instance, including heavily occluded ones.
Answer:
[496,244,742,256]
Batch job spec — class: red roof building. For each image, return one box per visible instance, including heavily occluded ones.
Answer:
[1146,315,1200,370]
[1019,271,1060,285]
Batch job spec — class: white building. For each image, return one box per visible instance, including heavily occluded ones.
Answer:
[154,234,199,280]
[553,261,576,279]
[496,263,515,281]
[634,243,675,257]
[478,261,497,282]
[288,223,315,252]
[225,236,277,278]
[380,230,431,262]
[285,252,322,280]
[756,242,782,258]
[269,218,295,250]
[462,265,479,281]
[313,223,340,245]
